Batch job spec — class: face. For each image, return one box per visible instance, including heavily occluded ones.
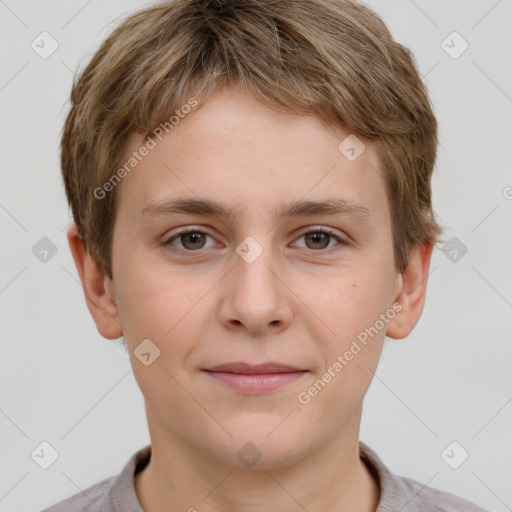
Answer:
[101,86,406,469]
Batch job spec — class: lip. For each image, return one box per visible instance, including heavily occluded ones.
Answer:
[203,362,308,393]
[205,362,305,374]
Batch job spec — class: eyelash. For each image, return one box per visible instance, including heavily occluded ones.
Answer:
[163,227,347,254]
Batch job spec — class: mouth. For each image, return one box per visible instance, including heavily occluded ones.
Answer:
[202,362,309,393]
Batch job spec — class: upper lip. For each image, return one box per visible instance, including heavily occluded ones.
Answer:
[204,362,306,374]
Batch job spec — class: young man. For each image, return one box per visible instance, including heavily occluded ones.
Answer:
[44,0,489,510]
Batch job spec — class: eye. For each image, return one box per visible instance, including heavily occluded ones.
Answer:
[164,229,217,252]
[292,228,346,251]
[163,227,347,254]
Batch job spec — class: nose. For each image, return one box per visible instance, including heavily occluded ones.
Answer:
[218,239,293,335]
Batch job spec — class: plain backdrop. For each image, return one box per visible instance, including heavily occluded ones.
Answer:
[1,1,511,511]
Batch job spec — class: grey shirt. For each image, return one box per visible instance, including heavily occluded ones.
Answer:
[41,441,489,511]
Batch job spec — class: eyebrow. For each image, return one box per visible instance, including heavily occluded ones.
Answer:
[140,197,373,225]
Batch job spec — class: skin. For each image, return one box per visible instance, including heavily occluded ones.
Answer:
[68,85,433,512]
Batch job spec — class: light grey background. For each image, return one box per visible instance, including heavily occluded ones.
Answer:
[1,1,511,511]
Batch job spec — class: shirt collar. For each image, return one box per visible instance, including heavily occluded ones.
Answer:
[359,440,422,512]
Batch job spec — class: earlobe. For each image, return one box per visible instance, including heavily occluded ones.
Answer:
[386,242,434,340]
[66,224,123,340]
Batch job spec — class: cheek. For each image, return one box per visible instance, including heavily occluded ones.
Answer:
[116,269,200,405]
[114,252,182,331]
[114,259,210,371]
[305,273,393,384]
[300,279,388,410]
[313,274,392,336]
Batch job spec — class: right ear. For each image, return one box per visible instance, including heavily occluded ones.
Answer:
[66,224,123,340]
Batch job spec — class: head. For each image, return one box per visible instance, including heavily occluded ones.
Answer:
[63,0,444,469]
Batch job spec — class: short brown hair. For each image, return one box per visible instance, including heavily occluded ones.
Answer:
[61,0,444,279]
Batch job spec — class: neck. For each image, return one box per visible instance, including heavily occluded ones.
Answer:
[134,407,380,512]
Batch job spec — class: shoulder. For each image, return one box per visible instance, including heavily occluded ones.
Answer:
[358,441,490,512]
[41,476,114,512]
[39,444,150,512]
[397,475,491,512]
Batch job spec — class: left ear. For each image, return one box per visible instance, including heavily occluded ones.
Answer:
[386,242,434,339]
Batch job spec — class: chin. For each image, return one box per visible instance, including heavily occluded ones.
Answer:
[214,424,310,471]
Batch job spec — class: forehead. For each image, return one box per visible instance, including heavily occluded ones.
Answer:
[115,86,389,227]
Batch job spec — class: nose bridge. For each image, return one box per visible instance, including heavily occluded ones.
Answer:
[234,233,280,299]
[219,231,292,332]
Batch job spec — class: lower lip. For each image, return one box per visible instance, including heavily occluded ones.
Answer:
[204,371,308,393]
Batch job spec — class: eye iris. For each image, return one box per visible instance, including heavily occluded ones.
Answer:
[182,232,206,250]
[305,232,330,250]
[174,231,334,251]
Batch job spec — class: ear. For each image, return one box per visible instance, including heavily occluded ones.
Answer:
[386,242,434,339]
[66,224,123,340]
